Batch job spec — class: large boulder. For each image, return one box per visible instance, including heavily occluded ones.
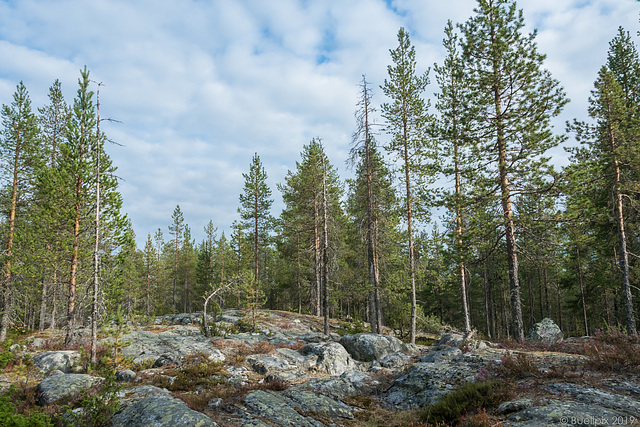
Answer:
[526,318,563,344]
[33,351,82,373]
[301,342,358,376]
[339,333,407,362]
[37,374,103,405]
[112,394,217,427]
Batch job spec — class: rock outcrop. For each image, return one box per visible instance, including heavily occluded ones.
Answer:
[15,309,640,426]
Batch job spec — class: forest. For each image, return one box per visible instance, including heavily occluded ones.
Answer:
[1,0,639,347]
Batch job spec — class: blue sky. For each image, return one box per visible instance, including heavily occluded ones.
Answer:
[1,0,639,246]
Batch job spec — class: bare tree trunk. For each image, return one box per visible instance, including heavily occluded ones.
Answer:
[313,192,321,317]
[576,245,589,336]
[39,277,49,331]
[322,152,330,335]
[50,273,57,330]
[90,84,102,365]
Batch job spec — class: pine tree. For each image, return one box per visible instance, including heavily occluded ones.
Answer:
[143,233,157,316]
[168,205,184,313]
[278,140,343,316]
[434,21,474,336]
[239,153,274,325]
[381,27,434,344]
[0,81,44,341]
[36,79,70,331]
[459,0,568,340]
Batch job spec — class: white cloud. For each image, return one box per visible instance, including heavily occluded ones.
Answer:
[1,0,639,245]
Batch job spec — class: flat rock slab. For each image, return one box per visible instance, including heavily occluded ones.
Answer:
[37,373,103,405]
[112,394,218,427]
[547,383,640,416]
[284,389,353,419]
[384,361,477,409]
[506,399,630,426]
[244,390,324,427]
[118,329,225,365]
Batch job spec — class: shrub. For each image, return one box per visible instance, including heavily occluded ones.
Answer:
[0,386,53,427]
[0,341,15,370]
[492,351,541,380]
[583,327,640,374]
[64,375,121,427]
[421,380,512,425]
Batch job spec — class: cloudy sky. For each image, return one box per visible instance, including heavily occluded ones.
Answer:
[1,0,639,246]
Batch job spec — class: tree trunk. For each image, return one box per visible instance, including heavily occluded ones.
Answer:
[65,199,81,347]
[576,245,589,336]
[403,134,417,345]
[322,154,330,335]
[603,86,636,334]
[495,89,525,341]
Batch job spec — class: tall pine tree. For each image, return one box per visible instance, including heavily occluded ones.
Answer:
[459,0,568,340]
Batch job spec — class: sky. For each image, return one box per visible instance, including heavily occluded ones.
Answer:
[1,0,639,247]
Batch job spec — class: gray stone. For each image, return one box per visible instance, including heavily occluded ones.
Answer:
[383,361,477,409]
[547,383,640,416]
[37,373,103,405]
[119,329,225,366]
[285,389,354,419]
[112,394,217,427]
[118,385,171,402]
[526,318,563,344]
[115,369,136,382]
[33,350,81,373]
[276,347,318,369]
[419,347,462,363]
[506,399,629,426]
[46,369,65,377]
[301,342,358,375]
[153,354,178,368]
[29,337,46,348]
[244,390,323,427]
[266,369,308,383]
[340,333,407,362]
[295,376,357,400]
[496,398,533,415]
[434,333,465,348]
[246,354,291,374]
[9,343,24,353]
[380,352,413,369]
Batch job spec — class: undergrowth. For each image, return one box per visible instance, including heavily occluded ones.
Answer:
[421,380,512,426]
[583,327,640,374]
